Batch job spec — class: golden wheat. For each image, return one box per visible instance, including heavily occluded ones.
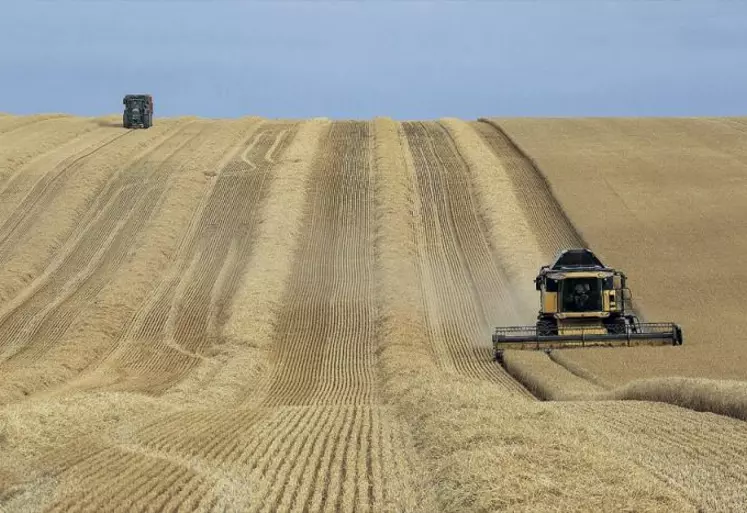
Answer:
[491,116,747,384]
[0,115,745,512]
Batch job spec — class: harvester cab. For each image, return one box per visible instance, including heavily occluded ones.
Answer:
[123,94,154,129]
[493,248,682,362]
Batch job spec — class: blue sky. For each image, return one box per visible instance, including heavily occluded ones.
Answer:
[2,1,747,119]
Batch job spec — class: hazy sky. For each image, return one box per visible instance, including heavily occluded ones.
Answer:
[2,1,747,119]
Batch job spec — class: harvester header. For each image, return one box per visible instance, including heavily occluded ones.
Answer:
[493,248,682,361]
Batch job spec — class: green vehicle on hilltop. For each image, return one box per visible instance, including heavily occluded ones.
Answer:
[123,94,154,129]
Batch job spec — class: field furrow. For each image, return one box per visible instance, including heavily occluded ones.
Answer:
[56,406,414,513]
[261,121,375,407]
[137,408,261,460]
[251,406,342,512]
[43,447,208,513]
[401,121,531,395]
[180,405,412,513]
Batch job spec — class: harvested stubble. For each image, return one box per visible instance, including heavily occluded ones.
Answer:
[0,127,123,235]
[258,120,379,407]
[170,118,329,407]
[0,119,256,403]
[468,119,584,258]
[0,116,97,181]
[2,118,431,513]
[237,119,430,512]
[0,117,272,509]
[0,118,186,306]
[439,118,546,304]
[546,348,614,389]
[396,120,532,390]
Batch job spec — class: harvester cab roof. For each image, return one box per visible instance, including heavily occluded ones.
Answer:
[123,94,153,103]
[550,248,607,270]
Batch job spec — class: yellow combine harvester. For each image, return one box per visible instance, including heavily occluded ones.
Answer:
[493,248,682,362]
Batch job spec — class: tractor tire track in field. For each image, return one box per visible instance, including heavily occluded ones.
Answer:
[402,121,532,396]
[558,400,747,512]
[86,122,298,394]
[0,123,206,365]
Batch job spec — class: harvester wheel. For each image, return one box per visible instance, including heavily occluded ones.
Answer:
[607,317,627,334]
[537,320,556,336]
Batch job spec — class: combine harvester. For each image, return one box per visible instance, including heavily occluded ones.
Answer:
[493,248,683,362]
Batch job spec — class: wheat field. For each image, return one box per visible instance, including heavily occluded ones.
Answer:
[0,113,745,512]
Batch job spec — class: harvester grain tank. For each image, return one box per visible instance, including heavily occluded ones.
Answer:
[493,248,682,362]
